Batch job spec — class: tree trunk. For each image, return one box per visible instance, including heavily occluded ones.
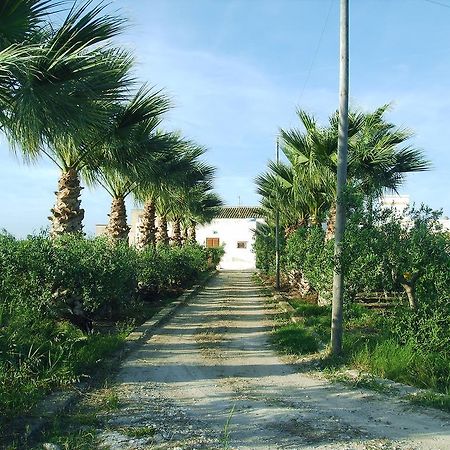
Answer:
[367,195,374,227]
[157,215,169,246]
[105,196,129,242]
[50,168,85,237]
[137,199,156,249]
[182,224,189,245]
[284,218,306,238]
[172,217,182,246]
[325,202,337,242]
[188,220,197,243]
[399,272,419,310]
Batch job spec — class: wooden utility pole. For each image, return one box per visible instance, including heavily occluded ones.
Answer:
[331,0,349,355]
[275,137,281,290]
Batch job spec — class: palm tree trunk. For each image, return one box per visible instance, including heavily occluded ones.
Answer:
[157,215,169,245]
[137,199,156,249]
[105,196,129,242]
[367,195,374,227]
[172,217,182,246]
[325,202,337,242]
[50,168,85,237]
[182,224,189,245]
[188,220,197,243]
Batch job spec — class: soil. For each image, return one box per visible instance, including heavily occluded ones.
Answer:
[92,271,450,449]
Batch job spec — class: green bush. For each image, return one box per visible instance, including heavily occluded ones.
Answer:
[255,204,450,397]
[254,223,286,275]
[138,243,210,296]
[284,226,333,295]
[0,233,215,419]
[203,245,225,268]
[0,233,138,320]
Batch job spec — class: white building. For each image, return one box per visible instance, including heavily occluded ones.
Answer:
[97,206,265,270]
[380,194,410,215]
[380,194,450,231]
[195,206,265,270]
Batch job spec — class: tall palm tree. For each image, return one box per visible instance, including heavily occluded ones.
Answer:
[136,142,215,248]
[48,85,170,236]
[256,160,328,234]
[167,168,220,246]
[1,1,132,153]
[348,104,430,209]
[90,133,185,242]
[184,189,223,243]
[0,1,135,235]
[171,156,218,245]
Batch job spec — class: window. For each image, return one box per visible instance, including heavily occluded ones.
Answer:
[206,237,220,248]
[237,241,247,249]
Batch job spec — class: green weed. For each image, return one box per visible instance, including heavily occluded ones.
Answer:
[407,391,450,413]
[272,323,319,354]
[119,426,155,438]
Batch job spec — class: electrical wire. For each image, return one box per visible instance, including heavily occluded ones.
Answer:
[424,0,450,8]
[297,0,334,105]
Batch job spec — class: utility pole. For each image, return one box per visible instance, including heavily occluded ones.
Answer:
[275,137,281,290]
[331,0,349,356]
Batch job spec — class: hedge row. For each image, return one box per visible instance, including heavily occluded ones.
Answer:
[255,206,450,358]
[0,233,223,419]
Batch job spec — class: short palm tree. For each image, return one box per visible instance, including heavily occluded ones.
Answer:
[269,106,430,239]
[90,133,185,242]
[136,141,215,248]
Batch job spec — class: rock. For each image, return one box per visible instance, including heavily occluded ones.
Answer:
[42,444,62,450]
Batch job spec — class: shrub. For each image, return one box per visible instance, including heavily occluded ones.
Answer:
[138,243,210,296]
[254,223,286,275]
[0,232,215,419]
[284,226,333,295]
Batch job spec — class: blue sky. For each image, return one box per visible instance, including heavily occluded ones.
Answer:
[1,0,450,236]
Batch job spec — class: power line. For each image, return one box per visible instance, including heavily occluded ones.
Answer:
[297,0,334,104]
[424,0,450,8]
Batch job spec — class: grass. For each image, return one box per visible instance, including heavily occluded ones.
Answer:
[270,293,450,411]
[272,323,319,354]
[221,403,236,450]
[99,390,121,411]
[407,391,450,412]
[0,291,179,425]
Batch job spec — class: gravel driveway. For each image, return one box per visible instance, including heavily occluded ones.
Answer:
[97,271,450,450]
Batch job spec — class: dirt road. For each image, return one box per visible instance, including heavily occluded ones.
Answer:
[97,271,450,449]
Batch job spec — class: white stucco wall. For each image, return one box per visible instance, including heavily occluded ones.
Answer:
[196,218,264,270]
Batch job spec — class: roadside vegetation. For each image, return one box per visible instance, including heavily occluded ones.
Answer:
[0,232,223,423]
[256,107,450,411]
[0,0,225,437]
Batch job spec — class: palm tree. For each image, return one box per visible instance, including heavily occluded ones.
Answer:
[348,105,430,217]
[90,133,184,242]
[271,106,429,240]
[0,1,134,235]
[170,155,218,245]
[48,85,170,237]
[136,141,215,248]
[184,189,223,243]
[256,160,327,235]
[2,1,132,150]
